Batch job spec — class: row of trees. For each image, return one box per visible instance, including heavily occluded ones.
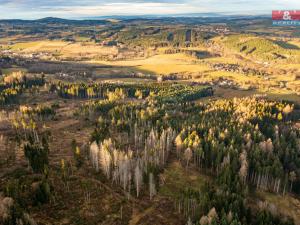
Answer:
[0,71,45,105]
[50,81,213,104]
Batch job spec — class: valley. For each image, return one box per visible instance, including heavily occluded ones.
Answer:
[0,16,300,225]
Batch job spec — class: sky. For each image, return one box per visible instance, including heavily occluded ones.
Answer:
[0,0,300,19]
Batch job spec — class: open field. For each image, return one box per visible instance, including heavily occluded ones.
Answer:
[5,40,118,58]
[89,53,210,75]
[213,87,300,104]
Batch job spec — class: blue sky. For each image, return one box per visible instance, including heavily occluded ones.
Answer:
[0,0,300,19]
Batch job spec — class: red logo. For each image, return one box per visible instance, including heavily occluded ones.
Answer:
[272,10,300,21]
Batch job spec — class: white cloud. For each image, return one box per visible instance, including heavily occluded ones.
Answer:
[63,3,201,16]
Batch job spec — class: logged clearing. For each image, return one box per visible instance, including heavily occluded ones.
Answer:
[159,160,209,199]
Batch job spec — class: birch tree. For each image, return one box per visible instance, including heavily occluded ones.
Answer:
[149,173,156,200]
[134,161,143,197]
[184,148,193,168]
[90,141,99,172]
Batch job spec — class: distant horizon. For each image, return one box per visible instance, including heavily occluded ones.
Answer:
[0,13,272,21]
[0,0,299,20]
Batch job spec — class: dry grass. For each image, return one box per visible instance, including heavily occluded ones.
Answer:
[159,161,209,199]
[8,40,118,58]
[62,43,117,56]
[203,56,240,64]
[1,67,28,75]
[206,87,300,106]
[257,191,300,225]
[267,93,300,105]
[203,70,254,82]
[89,53,210,75]
[287,39,300,48]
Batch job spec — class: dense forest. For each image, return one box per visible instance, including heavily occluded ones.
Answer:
[85,94,298,224]
[1,70,298,224]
